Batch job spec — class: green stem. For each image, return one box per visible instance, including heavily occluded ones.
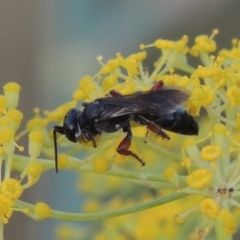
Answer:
[215,218,233,240]
[136,139,182,163]
[149,50,171,80]
[13,154,184,184]
[5,154,12,180]
[0,222,3,240]
[16,192,187,221]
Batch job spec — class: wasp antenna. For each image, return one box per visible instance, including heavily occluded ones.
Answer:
[53,126,65,174]
[53,127,59,174]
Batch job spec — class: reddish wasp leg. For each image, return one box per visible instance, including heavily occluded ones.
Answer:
[109,89,123,97]
[110,81,164,96]
[150,81,164,91]
[117,132,145,166]
[147,122,170,140]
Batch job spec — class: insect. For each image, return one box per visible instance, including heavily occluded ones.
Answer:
[53,81,198,173]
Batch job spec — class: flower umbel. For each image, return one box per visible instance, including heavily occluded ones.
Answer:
[2,29,240,239]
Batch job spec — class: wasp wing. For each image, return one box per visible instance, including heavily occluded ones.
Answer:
[95,88,189,121]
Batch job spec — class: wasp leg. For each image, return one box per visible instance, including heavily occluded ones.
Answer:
[80,136,97,148]
[82,102,90,107]
[150,80,164,91]
[117,128,145,166]
[133,115,149,143]
[109,89,123,97]
[91,138,97,148]
[147,122,170,140]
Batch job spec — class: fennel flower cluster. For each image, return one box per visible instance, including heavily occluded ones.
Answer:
[1,29,240,239]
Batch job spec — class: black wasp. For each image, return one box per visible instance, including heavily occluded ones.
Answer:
[53,81,198,173]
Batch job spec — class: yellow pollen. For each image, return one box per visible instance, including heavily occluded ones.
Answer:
[201,145,222,162]
[182,137,196,147]
[72,89,86,101]
[3,82,21,92]
[108,58,121,69]
[200,198,219,219]
[78,76,93,89]
[154,39,176,49]
[34,202,51,220]
[0,116,11,127]
[94,156,112,173]
[226,86,240,106]
[99,65,112,75]
[102,75,118,92]
[26,110,48,131]
[46,101,76,122]
[191,86,215,107]
[29,131,45,143]
[28,131,45,159]
[0,178,23,200]
[121,58,139,76]
[26,162,43,176]
[135,51,147,61]
[3,82,21,109]
[0,129,15,142]
[213,124,227,134]
[186,169,212,189]
[58,154,68,169]
[194,35,217,53]
[181,157,192,169]
[0,95,7,113]
[6,109,23,124]
[82,83,97,94]
[0,194,14,223]
[219,209,236,234]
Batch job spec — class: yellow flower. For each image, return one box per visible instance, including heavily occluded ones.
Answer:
[0,178,23,200]
[186,169,212,189]
[0,95,7,114]
[227,86,240,106]
[26,162,43,177]
[200,198,219,219]
[219,209,237,234]
[0,194,14,223]
[201,145,222,162]
[2,30,240,239]
[28,131,45,159]
[34,202,51,220]
[3,82,21,109]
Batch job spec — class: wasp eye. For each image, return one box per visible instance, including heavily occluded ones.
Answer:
[63,108,82,142]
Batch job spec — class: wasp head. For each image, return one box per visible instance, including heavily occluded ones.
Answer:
[63,108,82,142]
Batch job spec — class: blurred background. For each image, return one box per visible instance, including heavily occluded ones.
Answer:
[1,1,240,239]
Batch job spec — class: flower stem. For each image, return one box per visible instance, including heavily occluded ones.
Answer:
[13,154,179,184]
[215,218,233,240]
[16,192,187,221]
[0,222,4,240]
